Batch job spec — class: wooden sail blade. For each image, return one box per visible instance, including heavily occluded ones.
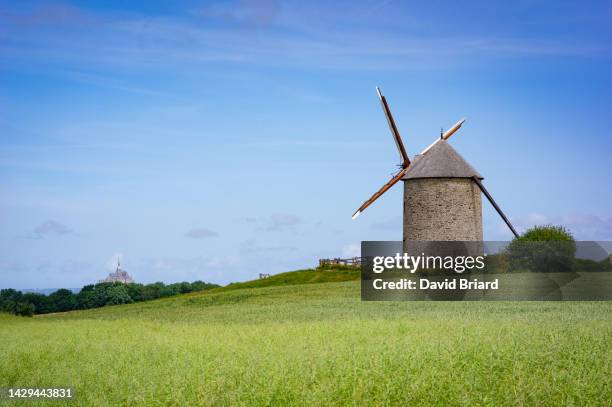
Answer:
[442,118,466,140]
[420,118,466,155]
[472,176,519,238]
[352,168,408,219]
[377,87,410,167]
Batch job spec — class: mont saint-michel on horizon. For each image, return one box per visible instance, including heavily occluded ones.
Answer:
[99,260,135,284]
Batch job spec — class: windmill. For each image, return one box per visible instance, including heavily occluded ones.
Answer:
[352,87,518,249]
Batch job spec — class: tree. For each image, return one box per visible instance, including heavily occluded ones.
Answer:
[1,288,22,313]
[126,284,145,302]
[105,285,133,305]
[168,282,192,294]
[190,281,219,292]
[142,282,166,300]
[15,302,35,317]
[165,283,182,296]
[508,225,576,272]
[49,289,77,312]
[22,292,56,314]
[157,283,176,298]
[1,300,17,314]
[76,289,98,309]
[1,288,22,302]
[80,284,95,292]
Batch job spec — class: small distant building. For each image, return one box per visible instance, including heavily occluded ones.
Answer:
[99,260,135,284]
[319,257,362,267]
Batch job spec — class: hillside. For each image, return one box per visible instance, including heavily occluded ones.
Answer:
[1,269,611,406]
[214,265,360,291]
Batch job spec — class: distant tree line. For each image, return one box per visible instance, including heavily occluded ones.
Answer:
[1,280,219,317]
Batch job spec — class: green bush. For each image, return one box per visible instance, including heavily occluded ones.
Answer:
[49,289,77,312]
[518,225,575,242]
[105,285,133,305]
[508,225,576,272]
[482,252,510,273]
[22,292,56,314]
[574,258,612,272]
[15,302,35,317]
[0,289,22,313]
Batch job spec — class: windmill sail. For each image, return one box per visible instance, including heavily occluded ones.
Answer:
[353,90,471,220]
[472,176,519,238]
[420,118,466,155]
[377,87,410,167]
[352,167,409,219]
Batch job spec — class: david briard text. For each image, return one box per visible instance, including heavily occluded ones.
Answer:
[371,277,499,291]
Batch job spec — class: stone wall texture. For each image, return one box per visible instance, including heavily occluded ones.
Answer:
[403,178,483,243]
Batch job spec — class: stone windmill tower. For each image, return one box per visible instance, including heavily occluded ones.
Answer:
[352,88,518,251]
[401,139,483,242]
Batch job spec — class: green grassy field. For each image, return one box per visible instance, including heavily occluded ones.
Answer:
[1,269,610,406]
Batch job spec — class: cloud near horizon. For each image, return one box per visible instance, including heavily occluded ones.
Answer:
[243,213,301,232]
[266,213,300,231]
[507,213,612,240]
[240,238,297,253]
[31,220,73,238]
[184,228,219,239]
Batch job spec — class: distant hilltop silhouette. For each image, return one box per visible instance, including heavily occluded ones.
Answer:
[99,260,135,284]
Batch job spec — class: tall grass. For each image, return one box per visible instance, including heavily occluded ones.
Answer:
[1,280,610,406]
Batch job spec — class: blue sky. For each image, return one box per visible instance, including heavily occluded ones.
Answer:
[1,0,611,289]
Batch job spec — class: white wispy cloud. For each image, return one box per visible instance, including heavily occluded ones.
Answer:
[243,213,301,232]
[0,1,606,77]
[139,255,245,283]
[240,238,297,253]
[502,213,612,240]
[184,227,219,239]
[29,220,73,239]
[266,213,300,231]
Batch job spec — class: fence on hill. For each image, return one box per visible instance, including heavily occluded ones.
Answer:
[318,257,362,267]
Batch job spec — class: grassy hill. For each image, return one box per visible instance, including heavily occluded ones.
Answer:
[1,268,611,406]
[215,265,360,292]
